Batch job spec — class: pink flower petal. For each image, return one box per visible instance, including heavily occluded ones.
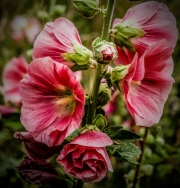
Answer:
[71,131,113,147]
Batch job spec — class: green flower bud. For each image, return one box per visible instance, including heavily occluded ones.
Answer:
[72,0,99,18]
[62,42,96,71]
[111,64,130,90]
[80,124,100,134]
[97,83,111,107]
[92,114,107,129]
[110,22,146,52]
[92,37,117,64]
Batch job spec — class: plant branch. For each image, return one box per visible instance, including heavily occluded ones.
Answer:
[132,127,148,188]
[86,0,116,124]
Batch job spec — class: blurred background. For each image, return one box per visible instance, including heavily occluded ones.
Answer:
[0,0,180,187]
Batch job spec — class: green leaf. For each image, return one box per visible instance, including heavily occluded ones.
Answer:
[104,125,123,138]
[112,130,141,141]
[107,142,141,164]
[104,126,141,141]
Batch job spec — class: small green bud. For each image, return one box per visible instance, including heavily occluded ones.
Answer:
[80,124,100,134]
[110,22,146,52]
[92,37,117,64]
[92,114,107,129]
[72,0,99,18]
[97,83,111,107]
[37,10,49,21]
[111,64,130,90]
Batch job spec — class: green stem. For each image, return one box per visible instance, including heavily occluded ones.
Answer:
[87,0,116,123]
[132,127,149,188]
[76,179,84,188]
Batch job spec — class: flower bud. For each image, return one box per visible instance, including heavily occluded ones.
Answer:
[110,22,146,52]
[97,83,111,107]
[71,0,99,18]
[62,42,96,71]
[92,37,117,64]
[92,114,107,129]
[111,64,130,90]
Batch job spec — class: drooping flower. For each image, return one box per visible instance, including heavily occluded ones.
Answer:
[16,157,58,186]
[19,57,85,147]
[111,1,178,64]
[14,132,61,164]
[1,56,28,106]
[112,40,174,126]
[56,131,113,183]
[32,17,94,71]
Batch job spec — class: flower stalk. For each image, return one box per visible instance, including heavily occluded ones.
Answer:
[87,0,116,123]
[132,127,149,188]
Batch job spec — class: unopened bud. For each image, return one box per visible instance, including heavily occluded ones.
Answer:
[62,42,95,71]
[111,64,130,90]
[92,37,117,64]
[92,114,107,129]
[110,22,146,52]
[97,83,111,107]
[72,0,99,18]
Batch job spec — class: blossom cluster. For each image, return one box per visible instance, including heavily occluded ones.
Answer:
[1,0,178,186]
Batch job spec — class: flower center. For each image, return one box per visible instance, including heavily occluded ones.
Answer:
[55,85,76,116]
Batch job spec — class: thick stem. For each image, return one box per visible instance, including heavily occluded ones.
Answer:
[87,0,116,123]
[132,127,148,188]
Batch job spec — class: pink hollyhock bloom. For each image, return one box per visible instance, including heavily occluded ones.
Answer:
[1,56,28,106]
[57,131,113,183]
[118,40,174,126]
[19,57,84,147]
[32,17,93,70]
[11,16,41,43]
[112,1,178,65]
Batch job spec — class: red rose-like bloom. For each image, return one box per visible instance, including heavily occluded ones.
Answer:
[120,40,174,126]
[113,1,178,65]
[57,131,113,183]
[1,56,28,106]
[32,17,82,68]
[19,57,84,147]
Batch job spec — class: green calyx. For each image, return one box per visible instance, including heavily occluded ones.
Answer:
[92,114,107,130]
[111,64,130,90]
[71,0,99,18]
[110,22,146,52]
[62,42,96,71]
[97,83,111,107]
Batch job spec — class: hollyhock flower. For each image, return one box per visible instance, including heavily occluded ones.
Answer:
[14,132,61,164]
[111,1,178,64]
[33,17,94,71]
[57,131,113,183]
[1,56,28,106]
[19,57,84,147]
[112,40,174,126]
[11,15,41,43]
[16,157,58,186]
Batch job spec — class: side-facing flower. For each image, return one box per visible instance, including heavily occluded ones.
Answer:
[1,56,28,106]
[32,17,94,71]
[19,57,85,147]
[114,40,174,126]
[57,131,113,183]
[111,1,178,64]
